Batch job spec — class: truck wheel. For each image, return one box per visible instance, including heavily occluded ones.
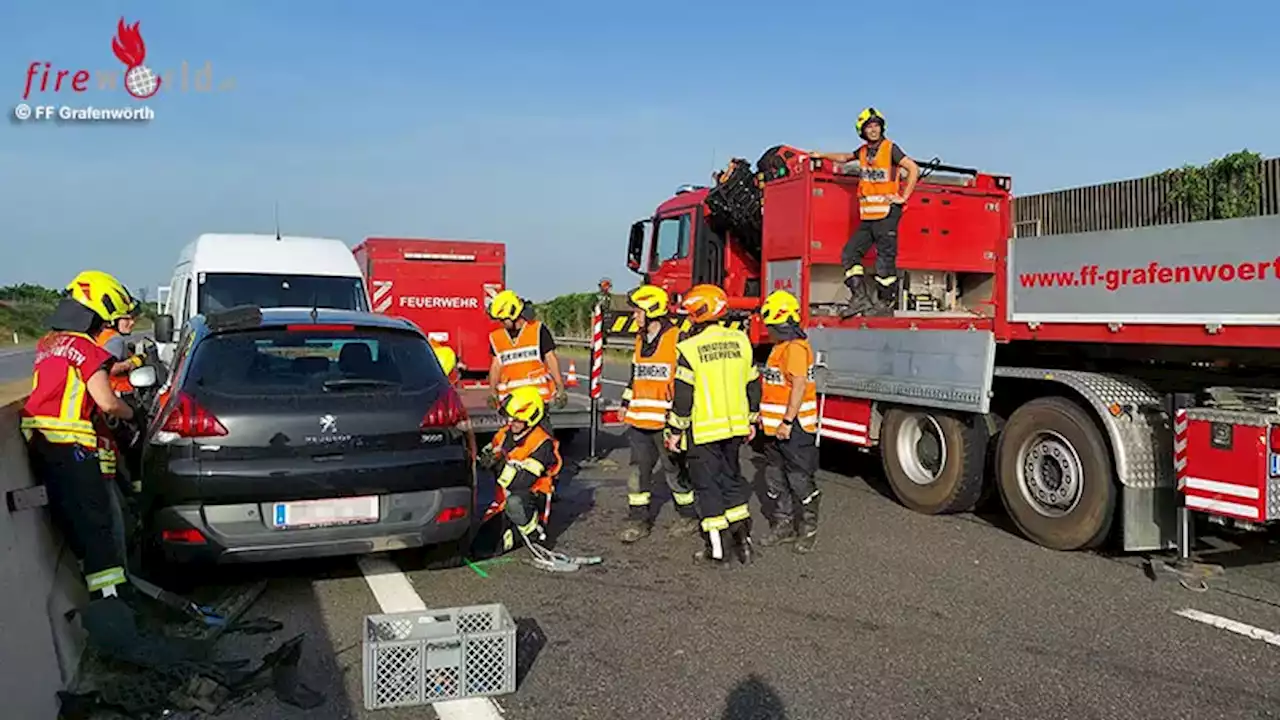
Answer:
[995,396,1115,550]
[880,408,986,514]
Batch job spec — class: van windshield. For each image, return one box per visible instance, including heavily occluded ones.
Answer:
[198,273,368,313]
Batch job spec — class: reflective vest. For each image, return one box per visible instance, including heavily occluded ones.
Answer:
[483,425,562,536]
[857,139,899,221]
[760,339,818,436]
[674,325,756,445]
[94,328,135,394]
[21,333,112,448]
[625,325,680,430]
[489,320,554,400]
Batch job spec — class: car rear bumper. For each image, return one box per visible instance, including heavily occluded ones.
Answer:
[153,487,473,564]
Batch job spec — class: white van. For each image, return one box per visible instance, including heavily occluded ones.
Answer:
[155,234,370,364]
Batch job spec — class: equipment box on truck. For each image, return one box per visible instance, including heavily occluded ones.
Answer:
[353,237,599,436]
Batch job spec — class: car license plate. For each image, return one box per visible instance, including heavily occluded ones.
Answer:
[272,497,379,529]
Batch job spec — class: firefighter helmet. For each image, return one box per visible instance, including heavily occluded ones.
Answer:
[66,270,138,323]
[488,290,525,321]
[627,284,669,319]
[680,284,729,324]
[855,107,886,139]
[502,386,546,427]
[433,343,458,377]
[760,290,802,326]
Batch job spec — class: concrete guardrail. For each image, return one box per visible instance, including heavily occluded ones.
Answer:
[0,381,87,719]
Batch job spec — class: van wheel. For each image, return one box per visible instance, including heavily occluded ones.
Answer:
[880,407,986,514]
[995,397,1115,550]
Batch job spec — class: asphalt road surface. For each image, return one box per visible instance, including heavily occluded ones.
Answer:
[97,351,1280,719]
[0,345,34,384]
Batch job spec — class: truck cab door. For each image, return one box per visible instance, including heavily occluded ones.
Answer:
[648,211,694,295]
[692,210,725,286]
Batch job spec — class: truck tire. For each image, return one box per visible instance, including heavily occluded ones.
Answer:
[995,396,1115,551]
[880,407,986,514]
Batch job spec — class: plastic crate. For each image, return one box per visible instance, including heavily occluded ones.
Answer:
[362,603,516,710]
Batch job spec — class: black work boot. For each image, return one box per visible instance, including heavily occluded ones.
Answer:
[758,517,798,547]
[619,518,651,544]
[794,495,821,554]
[864,282,898,317]
[731,519,754,565]
[839,278,874,318]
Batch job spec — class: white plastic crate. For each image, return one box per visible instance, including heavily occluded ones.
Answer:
[362,603,516,710]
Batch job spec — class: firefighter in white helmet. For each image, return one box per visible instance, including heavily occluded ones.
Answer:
[755,290,822,553]
[618,285,699,543]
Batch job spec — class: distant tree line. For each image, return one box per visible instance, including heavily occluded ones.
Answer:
[0,283,64,305]
[533,292,627,338]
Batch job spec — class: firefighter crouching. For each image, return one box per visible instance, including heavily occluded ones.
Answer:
[618,285,699,543]
[665,284,762,566]
[756,290,822,553]
[487,290,567,414]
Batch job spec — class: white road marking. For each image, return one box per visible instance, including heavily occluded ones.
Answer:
[357,554,506,719]
[1174,608,1280,648]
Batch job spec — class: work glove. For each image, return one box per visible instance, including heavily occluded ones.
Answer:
[487,393,502,410]
[553,388,569,409]
[477,443,497,469]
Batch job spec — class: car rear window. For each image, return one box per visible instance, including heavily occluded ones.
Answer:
[185,326,442,395]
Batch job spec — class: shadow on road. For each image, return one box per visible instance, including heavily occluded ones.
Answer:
[721,674,788,720]
[514,617,548,688]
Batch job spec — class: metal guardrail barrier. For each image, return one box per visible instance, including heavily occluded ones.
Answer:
[555,336,631,349]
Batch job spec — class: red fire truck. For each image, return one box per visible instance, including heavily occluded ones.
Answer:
[353,237,603,436]
[612,147,1280,554]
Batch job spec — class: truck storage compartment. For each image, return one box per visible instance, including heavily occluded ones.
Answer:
[1179,387,1280,525]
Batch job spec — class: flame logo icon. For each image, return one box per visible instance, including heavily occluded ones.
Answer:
[111,17,161,100]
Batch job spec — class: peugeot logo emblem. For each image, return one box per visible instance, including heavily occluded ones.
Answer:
[319,414,337,433]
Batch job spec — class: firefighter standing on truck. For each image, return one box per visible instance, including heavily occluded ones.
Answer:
[487,290,567,413]
[665,284,762,566]
[755,290,822,553]
[22,272,140,606]
[618,285,699,543]
[812,107,920,317]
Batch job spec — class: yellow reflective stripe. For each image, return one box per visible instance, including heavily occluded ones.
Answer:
[675,366,695,384]
[875,275,898,286]
[497,463,518,488]
[517,516,540,536]
[725,504,750,523]
[20,417,96,434]
[701,515,729,532]
[622,387,634,401]
[60,366,86,424]
[85,566,127,592]
[628,492,651,506]
[846,265,865,277]
[672,491,695,506]
[668,414,691,430]
[513,457,545,476]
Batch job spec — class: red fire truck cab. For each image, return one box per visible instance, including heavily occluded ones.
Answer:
[616,147,1280,556]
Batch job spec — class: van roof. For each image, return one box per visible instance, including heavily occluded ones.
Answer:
[178,234,360,276]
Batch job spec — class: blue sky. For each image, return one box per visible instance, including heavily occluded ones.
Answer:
[3,0,1278,300]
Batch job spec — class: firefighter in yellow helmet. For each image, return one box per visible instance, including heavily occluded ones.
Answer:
[486,289,567,412]
[755,290,822,552]
[431,339,461,385]
[811,107,920,317]
[618,285,698,543]
[665,284,762,566]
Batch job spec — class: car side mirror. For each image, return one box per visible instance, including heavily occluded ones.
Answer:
[626,221,647,274]
[128,365,158,389]
[154,314,175,342]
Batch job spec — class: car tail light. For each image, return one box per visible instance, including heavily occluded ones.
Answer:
[422,387,469,428]
[1270,425,1280,453]
[160,392,228,438]
[435,506,468,523]
[162,528,206,544]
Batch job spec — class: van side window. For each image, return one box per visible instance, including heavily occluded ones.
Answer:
[182,278,193,321]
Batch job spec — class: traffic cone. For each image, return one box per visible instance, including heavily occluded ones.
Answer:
[565,360,579,388]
